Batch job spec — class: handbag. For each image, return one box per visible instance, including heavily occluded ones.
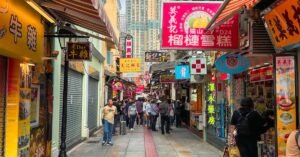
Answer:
[223,146,230,157]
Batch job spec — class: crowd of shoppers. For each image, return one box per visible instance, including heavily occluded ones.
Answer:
[101,96,186,146]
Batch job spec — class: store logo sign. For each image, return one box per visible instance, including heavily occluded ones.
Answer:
[175,65,190,80]
[215,54,250,74]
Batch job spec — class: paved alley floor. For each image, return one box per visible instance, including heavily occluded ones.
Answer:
[68,126,221,157]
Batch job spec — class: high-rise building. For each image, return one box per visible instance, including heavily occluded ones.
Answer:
[126,0,162,72]
[119,14,127,33]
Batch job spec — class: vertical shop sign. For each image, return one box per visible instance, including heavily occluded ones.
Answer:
[175,65,190,80]
[161,2,239,50]
[125,35,133,58]
[275,56,296,156]
[207,82,216,126]
[263,0,300,50]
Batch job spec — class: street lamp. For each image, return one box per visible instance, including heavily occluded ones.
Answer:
[58,28,75,157]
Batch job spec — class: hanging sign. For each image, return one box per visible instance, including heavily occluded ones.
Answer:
[120,58,141,72]
[160,75,176,83]
[263,0,300,50]
[161,2,239,50]
[215,54,250,74]
[175,65,190,80]
[145,52,170,62]
[275,56,297,156]
[249,66,273,83]
[0,0,44,63]
[112,81,123,91]
[125,34,133,58]
[67,42,91,60]
[190,58,207,75]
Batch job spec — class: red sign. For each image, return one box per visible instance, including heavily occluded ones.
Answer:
[136,85,144,93]
[125,35,133,58]
[161,2,239,50]
[249,66,273,82]
[112,81,123,90]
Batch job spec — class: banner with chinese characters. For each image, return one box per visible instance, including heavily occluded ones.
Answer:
[275,56,297,156]
[206,82,216,126]
[161,2,239,50]
[175,65,190,80]
[263,0,300,50]
[160,75,176,83]
[120,58,141,72]
[125,35,133,58]
[0,0,44,63]
[145,52,170,62]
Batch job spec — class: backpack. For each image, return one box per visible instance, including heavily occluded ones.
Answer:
[236,110,253,136]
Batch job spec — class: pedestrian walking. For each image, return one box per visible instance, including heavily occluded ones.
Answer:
[143,98,151,128]
[128,100,138,131]
[175,100,183,128]
[113,98,121,135]
[159,97,170,135]
[101,99,117,146]
[150,100,159,131]
[169,100,175,127]
[136,98,144,126]
[286,129,300,156]
[230,97,265,157]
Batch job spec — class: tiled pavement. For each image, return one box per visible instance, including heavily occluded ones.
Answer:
[68,126,221,157]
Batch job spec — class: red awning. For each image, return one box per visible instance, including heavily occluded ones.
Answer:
[42,0,118,44]
[206,0,261,30]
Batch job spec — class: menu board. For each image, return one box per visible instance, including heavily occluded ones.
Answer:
[275,56,297,157]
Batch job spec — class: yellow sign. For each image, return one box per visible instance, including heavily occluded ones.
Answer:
[0,0,44,63]
[263,0,300,49]
[120,58,141,72]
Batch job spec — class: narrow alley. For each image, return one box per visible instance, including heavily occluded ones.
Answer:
[68,127,221,157]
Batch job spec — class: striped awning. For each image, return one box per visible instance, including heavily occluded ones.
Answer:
[206,0,261,30]
[42,0,118,45]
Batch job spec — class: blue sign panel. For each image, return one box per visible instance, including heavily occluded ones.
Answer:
[175,65,190,80]
[215,54,250,74]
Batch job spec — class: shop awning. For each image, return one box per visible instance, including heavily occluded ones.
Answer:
[150,61,176,73]
[41,0,118,45]
[104,70,117,77]
[206,0,261,30]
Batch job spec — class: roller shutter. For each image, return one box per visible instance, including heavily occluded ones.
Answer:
[88,77,98,134]
[59,68,83,149]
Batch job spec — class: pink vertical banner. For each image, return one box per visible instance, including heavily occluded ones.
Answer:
[161,2,239,50]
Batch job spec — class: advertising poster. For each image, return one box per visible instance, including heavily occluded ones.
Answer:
[263,0,300,50]
[275,56,296,156]
[6,59,21,157]
[161,2,239,50]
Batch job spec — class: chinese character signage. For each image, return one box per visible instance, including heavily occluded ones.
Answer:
[120,58,141,72]
[145,51,170,62]
[67,42,91,60]
[275,56,296,156]
[207,82,216,126]
[175,65,190,80]
[215,54,250,74]
[249,66,273,83]
[160,75,176,83]
[0,0,44,63]
[190,58,207,75]
[161,2,239,50]
[263,0,300,50]
[125,35,133,58]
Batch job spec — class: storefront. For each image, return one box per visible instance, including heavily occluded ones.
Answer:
[0,0,53,156]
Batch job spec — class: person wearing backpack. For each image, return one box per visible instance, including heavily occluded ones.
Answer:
[286,129,300,156]
[230,97,265,157]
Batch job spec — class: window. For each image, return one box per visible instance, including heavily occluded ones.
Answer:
[106,51,113,65]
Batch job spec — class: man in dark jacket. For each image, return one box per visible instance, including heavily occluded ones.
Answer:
[159,96,170,135]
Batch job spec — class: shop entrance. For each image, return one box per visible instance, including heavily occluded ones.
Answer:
[0,56,7,156]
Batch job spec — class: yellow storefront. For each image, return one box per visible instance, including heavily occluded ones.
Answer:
[0,0,45,156]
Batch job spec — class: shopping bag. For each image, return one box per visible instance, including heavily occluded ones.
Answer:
[228,145,240,157]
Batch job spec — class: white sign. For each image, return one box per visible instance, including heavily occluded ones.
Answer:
[190,58,207,75]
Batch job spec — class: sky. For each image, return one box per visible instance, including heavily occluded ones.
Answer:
[121,0,126,14]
